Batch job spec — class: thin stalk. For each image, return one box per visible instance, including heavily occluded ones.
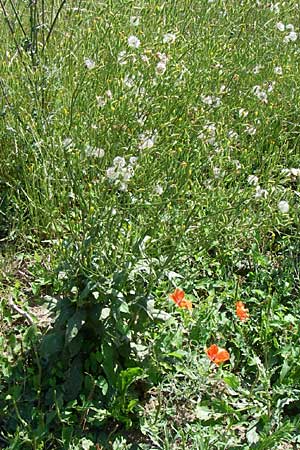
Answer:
[43,0,67,50]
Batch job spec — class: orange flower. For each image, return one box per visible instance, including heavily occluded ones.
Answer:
[236,301,249,321]
[206,344,230,365]
[169,288,192,310]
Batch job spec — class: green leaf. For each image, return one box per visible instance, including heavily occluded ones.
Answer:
[40,333,64,358]
[65,309,86,344]
[280,360,291,382]
[102,341,118,384]
[63,355,83,401]
[95,376,109,396]
[118,367,144,393]
[223,372,240,389]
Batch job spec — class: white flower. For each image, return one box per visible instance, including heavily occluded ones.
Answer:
[270,3,280,13]
[232,159,241,170]
[113,156,126,168]
[96,96,106,107]
[246,125,257,135]
[239,108,248,118]
[122,166,134,181]
[85,145,105,158]
[163,33,176,44]
[213,167,222,178]
[255,185,268,198]
[128,35,141,48]
[118,182,128,192]
[157,52,168,63]
[139,131,157,150]
[284,31,297,42]
[253,65,262,74]
[130,16,140,26]
[106,89,113,99]
[278,200,289,213]
[228,130,239,140]
[84,58,96,69]
[62,137,73,147]
[201,95,221,108]
[257,90,268,103]
[276,22,285,31]
[123,74,135,88]
[129,156,138,166]
[141,54,150,63]
[290,168,300,177]
[156,61,167,75]
[154,184,164,195]
[118,50,128,65]
[248,175,259,185]
[286,24,295,31]
[106,167,117,180]
[274,66,283,75]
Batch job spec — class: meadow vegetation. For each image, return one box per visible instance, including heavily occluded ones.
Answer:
[0,0,300,448]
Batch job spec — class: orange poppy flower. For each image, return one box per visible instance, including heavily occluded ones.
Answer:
[206,344,230,365]
[236,301,249,321]
[169,288,192,310]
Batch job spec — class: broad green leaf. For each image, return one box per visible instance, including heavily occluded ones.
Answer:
[65,309,86,344]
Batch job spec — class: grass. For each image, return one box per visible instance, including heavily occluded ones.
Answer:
[0,0,300,448]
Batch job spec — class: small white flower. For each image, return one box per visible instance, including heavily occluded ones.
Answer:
[157,52,168,63]
[253,65,262,74]
[154,184,164,195]
[118,50,128,65]
[213,167,222,178]
[255,185,268,198]
[85,145,105,158]
[163,33,176,44]
[139,131,157,150]
[123,74,135,88]
[113,156,126,168]
[290,168,300,177]
[118,182,128,192]
[248,175,259,185]
[284,31,297,42]
[257,90,268,103]
[106,89,113,99]
[128,35,141,48]
[129,156,138,165]
[228,130,239,140]
[130,16,140,26]
[84,58,96,69]
[276,22,285,31]
[62,137,73,147]
[156,61,167,75]
[141,54,150,63]
[274,66,283,75]
[232,159,242,170]
[239,108,248,118]
[286,24,295,31]
[106,167,117,180]
[246,125,257,135]
[270,3,280,13]
[278,200,289,213]
[96,96,106,107]
[201,95,221,108]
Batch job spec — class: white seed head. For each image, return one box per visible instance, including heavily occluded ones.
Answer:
[278,200,289,213]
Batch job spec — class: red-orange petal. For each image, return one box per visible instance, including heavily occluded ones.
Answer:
[169,288,186,306]
[236,301,249,321]
[206,344,219,361]
[214,349,230,365]
[206,344,230,365]
[178,298,193,310]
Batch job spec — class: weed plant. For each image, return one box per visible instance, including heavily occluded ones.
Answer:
[0,0,300,448]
